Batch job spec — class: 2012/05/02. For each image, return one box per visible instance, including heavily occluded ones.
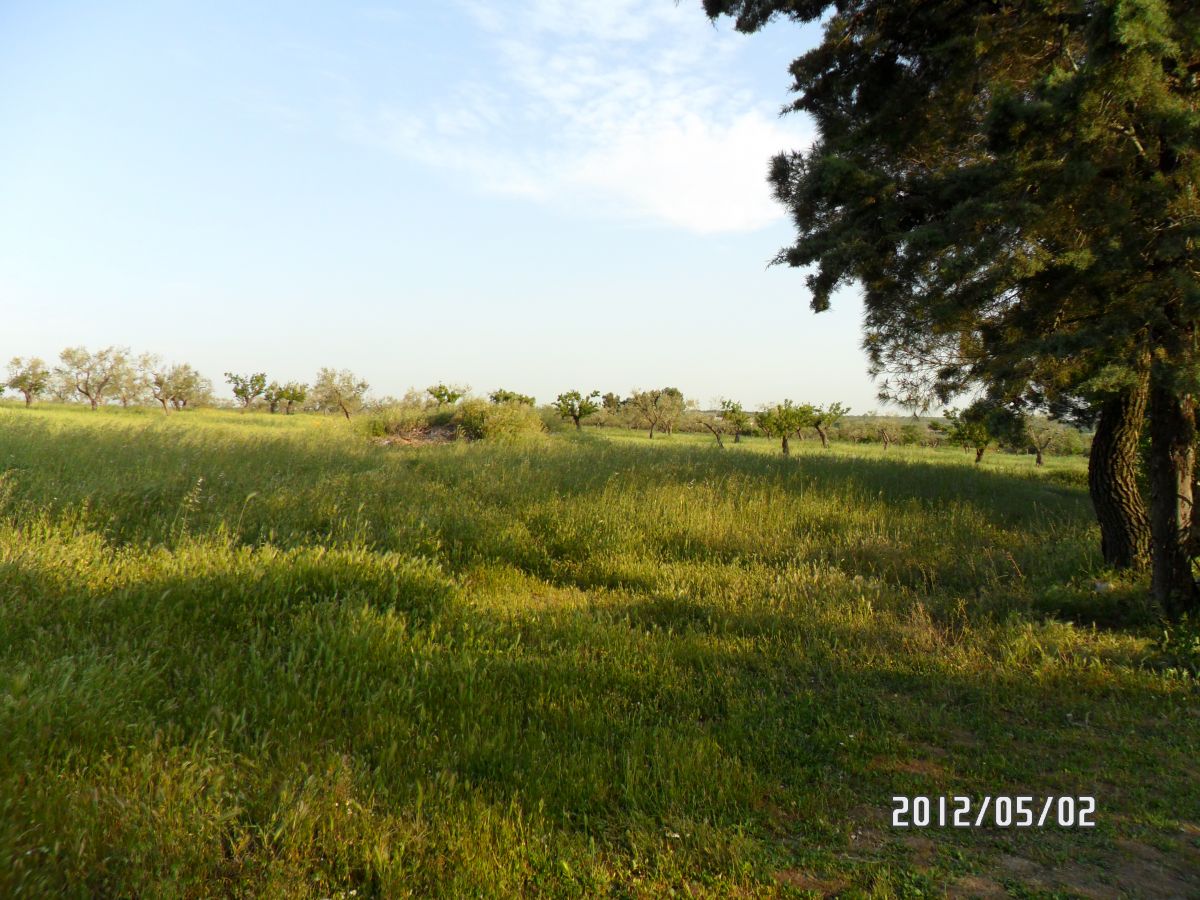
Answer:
[892,796,1096,828]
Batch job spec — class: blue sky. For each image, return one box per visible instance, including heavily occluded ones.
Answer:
[1,1,881,410]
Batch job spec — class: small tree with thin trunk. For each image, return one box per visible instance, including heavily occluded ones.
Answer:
[5,357,50,407]
[694,411,728,448]
[629,388,686,438]
[489,389,535,406]
[943,407,993,464]
[1018,417,1081,467]
[719,399,752,443]
[552,390,601,431]
[113,354,152,407]
[813,402,850,449]
[757,400,811,456]
[58,346,126,409]
[427,383,466,407]
[279,382,307,414]
[313,368,369,420]
[225,372,267,410]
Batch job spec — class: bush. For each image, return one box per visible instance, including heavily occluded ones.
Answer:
[454,400,546,443]
[357,404,430,438]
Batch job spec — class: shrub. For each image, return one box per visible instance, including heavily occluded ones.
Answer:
[357,404,430,438]
[454,399,546,443]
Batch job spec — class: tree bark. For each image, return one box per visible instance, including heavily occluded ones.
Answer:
[1147,374,1198,620]
[648,424,655,439]
[781,435,790,456]
[733,432,741,444]
[574,417,582,431]
[1035,448,1044,467]
[1088,381,1151,571]
[974,446,986,464]
[816,425,829,448]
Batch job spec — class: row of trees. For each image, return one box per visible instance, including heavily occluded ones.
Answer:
[6,349,213,411]
[707,0,1199,618]
[3,348,377,419]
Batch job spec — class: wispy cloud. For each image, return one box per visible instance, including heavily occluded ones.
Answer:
[347,0,810,233]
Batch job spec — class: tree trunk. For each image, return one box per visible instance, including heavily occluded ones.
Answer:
[816,425,829,449]
[733,432,741,444]
[89,396,98,410]
[1147,375,1198,620]
[23,394,32,408]
[648,424,655,439]
[974,446,986,464]
[1089,381,1151,571]
[1035,448,1044,467]
[781,435,790,456]
[574,417,582,431]
[340,402,352,421]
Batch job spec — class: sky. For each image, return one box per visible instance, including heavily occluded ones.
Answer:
[0,1,884,410]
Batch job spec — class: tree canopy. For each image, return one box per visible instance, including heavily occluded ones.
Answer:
[706,0,1200,617]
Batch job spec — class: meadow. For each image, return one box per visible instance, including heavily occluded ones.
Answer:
[0,405,1196,897]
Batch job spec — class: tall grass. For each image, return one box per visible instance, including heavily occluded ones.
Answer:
[0,406,1195,897]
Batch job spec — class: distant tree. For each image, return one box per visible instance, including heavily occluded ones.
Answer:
[489,389,535,406]
[148,361,211,411]
[5,357,50,407]
[757,400,811,456]
[225,372,267,410]
[279,381,307,415]
[601,392,623,413]
[113,353,152,407]
[552,390,601,431]
[876,418,903,450]
[313,368,369,420]
[629,388,686,439]
[719,399,752,443]
[943,406,994,464]
[427,383,466,407]
[812,402,850,449]
[58,346,126,409]
[1026,417,1083,467]
[694,411,729,448]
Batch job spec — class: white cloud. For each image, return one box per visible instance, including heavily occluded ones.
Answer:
[348,0,811,233]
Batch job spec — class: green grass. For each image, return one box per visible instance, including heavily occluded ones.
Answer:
[1,405,1196,897]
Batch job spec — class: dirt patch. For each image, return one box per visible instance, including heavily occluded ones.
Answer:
[376,424,457,446]
[988,841,1200,899]
[773,869,849,895]
[947,874,1007,898]
[867,755,949,778]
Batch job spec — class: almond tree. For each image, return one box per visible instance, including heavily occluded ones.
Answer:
[6,357,51,407]
[552,390,600,431]
[313,368,369,420]
[58,346,126,409]
[225,372,266,410]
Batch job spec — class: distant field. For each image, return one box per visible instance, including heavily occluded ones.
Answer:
[1,406,1196,896]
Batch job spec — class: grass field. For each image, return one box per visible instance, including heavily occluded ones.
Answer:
[1,405,1197,897]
